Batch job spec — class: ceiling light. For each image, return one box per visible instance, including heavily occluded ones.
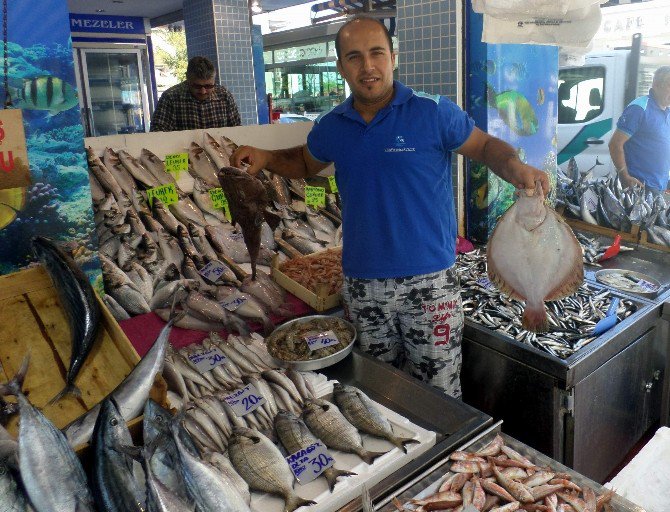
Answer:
[251,0,262,14]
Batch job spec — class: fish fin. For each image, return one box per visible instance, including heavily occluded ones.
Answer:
[263,208,282,230]
[0,355,29,397]
[323,467,357,492]
[544,262,583,302]
[360,449,389,465]
[390,435,421,454]
[47,383,81,405]
[487,262,525,301]
[284,494,316,512]
[521,303,549,333]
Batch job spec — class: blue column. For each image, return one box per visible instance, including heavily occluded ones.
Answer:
[183,0,258,125]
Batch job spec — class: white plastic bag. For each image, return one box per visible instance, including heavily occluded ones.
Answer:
[472,0,602,19]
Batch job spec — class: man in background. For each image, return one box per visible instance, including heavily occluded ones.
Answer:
[150,56,241,132]
[609,66,670,191]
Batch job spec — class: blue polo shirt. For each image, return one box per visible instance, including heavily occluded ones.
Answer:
[617,90,670,191]
[307,81,474,279]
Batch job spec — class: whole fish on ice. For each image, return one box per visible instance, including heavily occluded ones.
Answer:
[487,181,583,333]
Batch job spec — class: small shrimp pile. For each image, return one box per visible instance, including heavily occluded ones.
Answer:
[267,316,354,361]
[279,247,343,296]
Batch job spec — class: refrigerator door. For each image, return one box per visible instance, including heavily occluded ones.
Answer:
[81,49,149,136]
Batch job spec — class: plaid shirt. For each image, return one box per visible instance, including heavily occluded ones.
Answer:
[150,81,241,132]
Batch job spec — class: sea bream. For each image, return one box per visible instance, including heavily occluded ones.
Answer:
[487,181,583,333]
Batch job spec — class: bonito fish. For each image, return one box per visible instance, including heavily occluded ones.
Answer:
[487,181,583,333]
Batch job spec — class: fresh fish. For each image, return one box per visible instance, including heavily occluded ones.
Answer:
[0,357,95,512]
[219,134,238,156]
[306,206,336,240]
[216,287,274,335]
[282,228,327,255]
[11,75,78,114]
[141,148,178,187]
[192,176,228,223]
[274,409,355,492]
[487,181,583,333]
[103,147,137,198]
[153,198,185,236]
[302,397,388,464]
[183,291,250,335]
[158,228,185,270]
[118,149,161,188]
[204,133,231,169]
[89,173,106,203]
[205,224,253,264]
[87,147,124,200]
[170,198,207,228]
[91,398,145,511]
[0,459,27,511]
[62,320,173,447]
[32,237,102,404]
[188,142,220,188]
[217,166,280,279]
[267,173,291,205]
[205,451,251,505]
[228,426,315,512]
[333,383,419,453]
[172,422,251,512]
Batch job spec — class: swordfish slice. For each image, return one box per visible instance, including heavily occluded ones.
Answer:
[486,181,583,333]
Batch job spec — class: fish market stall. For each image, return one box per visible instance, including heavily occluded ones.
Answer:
[458,247,667,482]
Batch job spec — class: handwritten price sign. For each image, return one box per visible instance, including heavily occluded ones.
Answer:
[223,383,266,416]
[0,110,30,190]
[199,260,228,283]
[164,152,189,177]
[305,185,326,208]
[188,346,228,373]
[220,291,248,312]
[637,279,658,292]
[305,330,340,352]
[286,441,335,484]
[146,183,178,207]
[208,187,232,221]
[327,175,338,193]
[476,277,495,290]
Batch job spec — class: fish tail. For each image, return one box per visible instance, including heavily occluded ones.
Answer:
[47,383,82,405]
[323,467,357,491]
[522,304,549,333]
[389,435,421,454]
[360,449,389,465]
[0,355,29,397]
[284,494,316,512]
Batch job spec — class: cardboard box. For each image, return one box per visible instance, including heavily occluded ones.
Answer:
[271,249,342,312]
[0,265,162,444]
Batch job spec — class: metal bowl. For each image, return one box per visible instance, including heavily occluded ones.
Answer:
[266,315,357,371]
[595,268,661,297]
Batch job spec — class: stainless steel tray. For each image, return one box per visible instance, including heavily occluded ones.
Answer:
[595,268,661,297]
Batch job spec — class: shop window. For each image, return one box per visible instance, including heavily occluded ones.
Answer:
[558,66,605,124]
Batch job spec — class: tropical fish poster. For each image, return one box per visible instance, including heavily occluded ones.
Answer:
[465,12,559,244]
[0,1,99,282]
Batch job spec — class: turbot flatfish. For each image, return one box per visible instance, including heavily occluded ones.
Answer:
[487,181,583,333]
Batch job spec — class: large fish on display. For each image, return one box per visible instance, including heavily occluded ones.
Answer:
[217,166,280,280]
[487,181,583,333]
[11,76,78,115]
[32,236,102,404]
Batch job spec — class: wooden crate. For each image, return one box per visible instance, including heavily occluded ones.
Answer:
[0,265,144,437]
[638,230,670,253]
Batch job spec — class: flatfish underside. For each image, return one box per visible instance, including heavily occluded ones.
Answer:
[487,181,583,333]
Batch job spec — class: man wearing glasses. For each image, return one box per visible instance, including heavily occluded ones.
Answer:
[150,56,241,132]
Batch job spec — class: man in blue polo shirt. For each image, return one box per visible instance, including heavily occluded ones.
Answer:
[232,16,549,397]
[609,66,670,192]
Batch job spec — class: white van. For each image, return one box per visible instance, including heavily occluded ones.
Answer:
[557,34,670,179]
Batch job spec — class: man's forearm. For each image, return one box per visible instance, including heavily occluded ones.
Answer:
[264,146,312,179]
[480,137,520,183]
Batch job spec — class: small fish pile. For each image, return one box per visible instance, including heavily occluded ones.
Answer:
[394,433,614,512]
[558,158,670,245]
[457,249,637,359]
[278,246,343,295]
[575,232,635,267]
[88,133,342,327]
[487,181,584,333]
[266,316,355,362]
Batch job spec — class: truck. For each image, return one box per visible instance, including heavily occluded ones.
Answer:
[557,33,670,179]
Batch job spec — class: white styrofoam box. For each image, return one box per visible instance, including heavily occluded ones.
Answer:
[606,426,670,512]
[248,375,437,512]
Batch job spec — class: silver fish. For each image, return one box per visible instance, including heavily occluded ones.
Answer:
[87,147,124,200]
[203,133,231,169]
[103,147,137,198]
[170,198,207,228]
[140,148,178,188]
[188,142,220,188]
[192,176,227,223]
[118,149,161,188]
[205,451,251,505]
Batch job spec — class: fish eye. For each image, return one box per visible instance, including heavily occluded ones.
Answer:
[155,415,164,423]
[110,418,118,426]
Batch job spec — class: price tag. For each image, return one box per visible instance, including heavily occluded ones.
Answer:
[305,185,326,208]
[286,441,335,484]
[220,291,248,311]
[223,383,266,416]
[637,279,658,292]
[164,152,189,177]
[0,109,31,190]
[476,277,495,290]
[146,183,178,207]
[583,188,598,213]
[188,346,228,373]
[327,175,338,193]
[209,187,232,221]
[305,330,340,352]
[230,232,245,242]
[199,260,228,283]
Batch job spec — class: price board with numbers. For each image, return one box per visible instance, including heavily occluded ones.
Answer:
[187,346,228,373]
[223,383,266,416]
[305,185,326,208]
[208,187,232,221]
[164,152,189,176]
[146,183,178,207]
[304,330,340,352]
[286,441,335,484]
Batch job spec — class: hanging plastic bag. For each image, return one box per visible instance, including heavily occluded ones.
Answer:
[472,0,602,20]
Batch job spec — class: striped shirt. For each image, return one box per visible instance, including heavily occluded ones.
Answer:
[150,81,241,132]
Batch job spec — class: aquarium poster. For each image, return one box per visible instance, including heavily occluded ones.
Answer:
[0,0,99,282]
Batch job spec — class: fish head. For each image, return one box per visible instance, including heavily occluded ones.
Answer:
[514,182,547,231]
[231,426,261,443]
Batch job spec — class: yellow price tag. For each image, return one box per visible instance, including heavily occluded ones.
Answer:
[209,187,232,221]
[164,152,189,178]
[327,175,338,193]
[305,185,326,208]
[146,183,179,207]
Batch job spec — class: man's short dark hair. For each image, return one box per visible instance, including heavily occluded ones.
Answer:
[335,16,393,60]
[186,56,216,81]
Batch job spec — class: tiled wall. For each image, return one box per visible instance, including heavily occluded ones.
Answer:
[397,0,459,101]
[184,0,259,125]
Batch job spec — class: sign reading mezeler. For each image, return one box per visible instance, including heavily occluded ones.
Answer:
[0,109,31,190]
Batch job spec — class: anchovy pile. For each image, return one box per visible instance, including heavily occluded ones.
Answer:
[575,232,635,267]
[558,158,670,247]
[457,249,637,358]
[89,132,342,325]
